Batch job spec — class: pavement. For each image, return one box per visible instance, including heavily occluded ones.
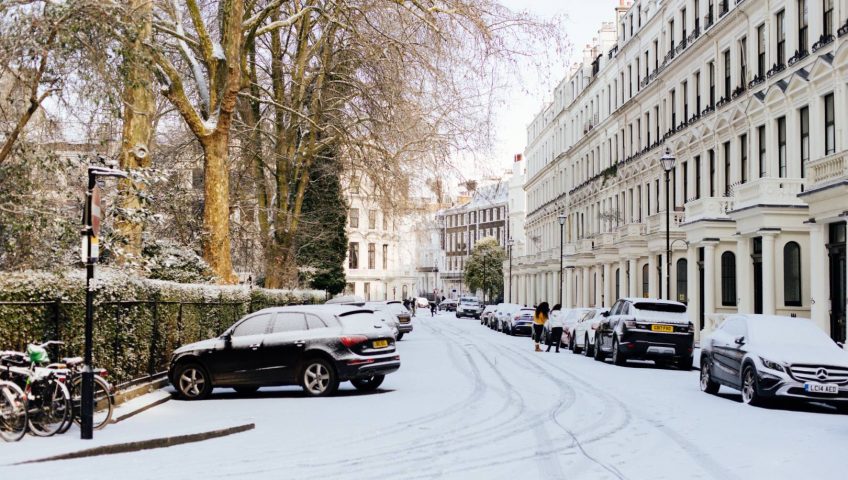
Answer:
[2,311,846,479]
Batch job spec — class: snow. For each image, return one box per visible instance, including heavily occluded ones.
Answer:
[2,312,847,479]
[211,42,226,61]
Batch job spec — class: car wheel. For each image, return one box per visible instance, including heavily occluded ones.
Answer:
[175,363,212,400]
[351,375,385,392]
[612,337,627,366]
[301,358,339,397]
[593,335,605,362]
[396,333,404,341]
[233,386,259,395]
[573,334,582,354]
[677,355,694,371]
[583,336,593,357]
[700,360,720,394]
[741,365,762,406]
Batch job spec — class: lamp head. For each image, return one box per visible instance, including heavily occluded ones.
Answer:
[659,147,676,172]
[557,214,567,225]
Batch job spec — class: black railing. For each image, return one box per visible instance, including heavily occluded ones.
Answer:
[812,34,835,52]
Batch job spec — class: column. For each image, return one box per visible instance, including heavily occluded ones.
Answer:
[595,266,603,307]
[703,242,717,325]
[762,232,777,315]
[603,263,613,308]
[737,237,753,313]
[810,224,828,332]
[565,268,573,308]
[629,258,638,298]
[582,266,591,307]
[687,245,700,333]
[619,259,629,297]
[649,253,659,298]
[661,251,669,300]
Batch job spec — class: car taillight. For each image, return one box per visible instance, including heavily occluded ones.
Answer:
[514,315,520,320]
[340,335,368,347]
[624,320,636,329]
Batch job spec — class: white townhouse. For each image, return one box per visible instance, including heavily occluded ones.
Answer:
[511,0,848,344]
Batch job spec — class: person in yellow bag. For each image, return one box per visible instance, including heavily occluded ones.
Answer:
[532,302,550,352]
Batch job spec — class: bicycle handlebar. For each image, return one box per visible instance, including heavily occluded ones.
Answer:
[34,340,65,348]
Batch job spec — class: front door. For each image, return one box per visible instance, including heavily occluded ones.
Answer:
[829,223,847,343]
[752,237,763,314]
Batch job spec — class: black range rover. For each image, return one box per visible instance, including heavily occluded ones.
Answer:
[168,305,400,399]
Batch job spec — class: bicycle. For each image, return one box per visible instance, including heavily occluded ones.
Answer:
[0,379,27,442]
[1,341,71,437]
[47,353,114,432]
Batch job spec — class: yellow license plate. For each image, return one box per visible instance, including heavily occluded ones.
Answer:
[651,325,674,333]
[373,340,389,348]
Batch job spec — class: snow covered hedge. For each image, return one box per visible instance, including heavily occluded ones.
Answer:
[0,269,326,383]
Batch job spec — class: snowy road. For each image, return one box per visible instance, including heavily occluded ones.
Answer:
[3,312,848,479]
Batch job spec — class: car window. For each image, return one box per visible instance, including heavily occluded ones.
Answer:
[721,317,746,337]
[306,314,329,330]
[233,314,271,337]
[610,301,621,316]
[633,302,686,313]
[269,312,308,333]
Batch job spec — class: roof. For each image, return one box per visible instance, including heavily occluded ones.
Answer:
[254,305,372,315]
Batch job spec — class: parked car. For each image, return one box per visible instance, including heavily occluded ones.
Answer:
[365,301,413,340]
[572,308,608,355]
[439,299,457,312]
[503,307,535,336]
[541,308,570,348]
[700,314,848,410]
[562,308,592,350]
[456,296,484,319]
[481,304,501,326]
[168,305,400,399]
[594,298,693,369]
[494,304,522,332]
[415,297,430,309]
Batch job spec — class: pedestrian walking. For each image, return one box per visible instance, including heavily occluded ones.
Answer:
[546,304,564,353]
[430,301,436,316]
[532,302,549,352]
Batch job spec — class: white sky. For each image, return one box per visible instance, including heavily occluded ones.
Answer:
[485,0,621,174]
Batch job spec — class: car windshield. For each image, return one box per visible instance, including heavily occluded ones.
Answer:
[338,312,383,331]
[386,303,409,315]
[460,298,479,304]
[633,302,686,313]
[749,318,834,347]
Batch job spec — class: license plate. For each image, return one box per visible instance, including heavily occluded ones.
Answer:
[804,383,838,394]
[372,340,388,348]
[651,324,674,333]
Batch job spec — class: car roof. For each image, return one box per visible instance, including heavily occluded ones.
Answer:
[260,304,373,316]
[620,297,686,307]
[325,295,365,305]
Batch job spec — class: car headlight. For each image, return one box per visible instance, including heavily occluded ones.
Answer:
[759,357,785,372]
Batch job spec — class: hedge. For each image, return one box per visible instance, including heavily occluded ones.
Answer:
[0,269,326,383]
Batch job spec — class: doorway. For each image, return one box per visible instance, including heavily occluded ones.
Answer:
[828,223,846,343]
[752,237,763,314]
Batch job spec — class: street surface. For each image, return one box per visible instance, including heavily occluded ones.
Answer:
[3,312,848,479]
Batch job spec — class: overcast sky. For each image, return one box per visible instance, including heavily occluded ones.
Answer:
[484,0,620,175]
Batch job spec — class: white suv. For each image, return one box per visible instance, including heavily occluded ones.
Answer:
[456,297,484,319]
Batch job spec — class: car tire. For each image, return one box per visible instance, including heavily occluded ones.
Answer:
[301,358,339,397]
[233,386,259,395]
[573,335,582,354]
[593,335,605,362]
[396,333,404,341]
[741,365,763,406]
[611,337,627,366]
[583,336,593,357]
[174,363,212,400]
[677,355,694,371]
[700,360,720,395]
[351,375,385,392]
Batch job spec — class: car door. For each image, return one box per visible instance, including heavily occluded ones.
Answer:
[711,317,746,385]
[598,302,620,350]
[208,313,272,385]
[260,312,309,384]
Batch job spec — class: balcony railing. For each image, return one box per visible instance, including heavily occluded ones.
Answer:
[598,232,616,247]
[615,223,647,240]
[732,177,807,211]
[684,197,734,223]
[807,151,848,189]
[646,211,684,234]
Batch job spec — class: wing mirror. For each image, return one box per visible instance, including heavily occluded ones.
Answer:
[837,342,845,350]
[602,311,610,317]
[734,336,746,346]
[222,331,233,346]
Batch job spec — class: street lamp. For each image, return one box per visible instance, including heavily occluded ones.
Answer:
[660,147,677,301]
[507,238,514,303]
[558,214,567,306]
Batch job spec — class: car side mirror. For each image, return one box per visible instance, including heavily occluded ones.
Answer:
[734,336,745,346]
[602,311,610,317]
[838,342,845,350]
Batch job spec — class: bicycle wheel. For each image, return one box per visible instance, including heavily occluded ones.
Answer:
[27,378,70,437]
[71,375,114,430]
[0,381,28,442]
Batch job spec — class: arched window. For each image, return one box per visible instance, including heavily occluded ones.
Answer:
[784,241,802,306]
[676,259,688,303]
[642,264,649,297]
[615,268,620,300]
[721,251,737,306]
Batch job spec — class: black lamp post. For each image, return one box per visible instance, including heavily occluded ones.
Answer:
[660,147,677,301]
[558,214,566,306]
[507,238,514,303]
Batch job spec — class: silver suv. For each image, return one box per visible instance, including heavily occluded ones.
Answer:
[456,297,484,319]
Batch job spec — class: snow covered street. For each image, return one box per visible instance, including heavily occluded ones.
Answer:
[3,312,848,479]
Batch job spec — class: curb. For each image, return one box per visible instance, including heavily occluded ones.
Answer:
[111,394,172,424]
[14,423,255,465]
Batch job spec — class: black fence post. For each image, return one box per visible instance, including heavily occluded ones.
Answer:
[176,303,183,345]
[51,298,62,359]
[148,297,160,376]
[113,305,121,372]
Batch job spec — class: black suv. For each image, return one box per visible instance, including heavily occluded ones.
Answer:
[168,305,400,399]
[594,298,694,369]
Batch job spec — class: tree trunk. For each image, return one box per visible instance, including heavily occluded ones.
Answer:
[201,132,237,283]
[116,0,154,261]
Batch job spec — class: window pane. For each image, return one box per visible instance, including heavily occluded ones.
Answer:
[783,242,802,306]
[676,259,688,303]
[305,314,328,330]
[721,252,737,306]
[271,313,308,333]
[234,314,271,337]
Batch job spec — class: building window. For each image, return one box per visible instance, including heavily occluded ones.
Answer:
[777,9,786,65]
[739,36,747,85]
[348,242,359,269]
[800,106,809,178]
[709,149,715,197]
[784,241,802,306]
[695,71,701,112]
[757,24,766,77]
[778,116,787,177]
[825,93,835,155]
[723,49,731,99]
[708,62,715,107]
[368,210,377,229]
[382,244,388,270]
[694,0,700,31]
[676,258,688,303]
[669,19,675,48]
[695,155,702,199]
[642,264,649,297]
[682,161,689,202]
[682,81,689,120]
[740,134,748,184]
[615,268,620,300]
[364,282,371,301]
[670,89,676,127]
[824,0,834,37]
[707,0,714,25]
[758,125,766,177]
[349,208,359,228]
[681,8,687,40]
[798,0,808,53]
[368,243,376,269]
[723,141,731,196]
[721,251,737,306]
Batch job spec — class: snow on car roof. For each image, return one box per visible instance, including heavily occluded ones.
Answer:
[620,297,686,306]
[738,315,831,345]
